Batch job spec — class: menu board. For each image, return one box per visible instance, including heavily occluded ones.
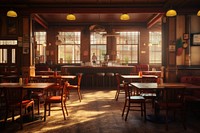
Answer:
[193,34,200,45]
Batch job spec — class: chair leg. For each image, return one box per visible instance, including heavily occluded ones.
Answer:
[122,100,127,117]
[4,109,8,127]
[166,109,169,131]
[37,99,40,115]
[141,103,143,116]
[19,107,23,130]
[12,110,14,122]
[125,102,130,121]
[182,107,187,130]
[77,89,82,102]
[61,102,66,120]
[115,88,120,101]
[32,103,34,120]
[44,103,47,121]
[48,103,51,116]
[64,102,68,116]
[144,102,146,121]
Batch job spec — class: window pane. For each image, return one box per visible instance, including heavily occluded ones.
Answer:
[91,45,106,61]
[34,32,47,63]
[58,32,81,63]
[116,32,139,63]
[11,49,15,63]
[149,32,162,64]
[90,32,107,62]
[90,32,107,44]
[58,45,80,63]
[58,32,81,44]
[0,49,7,63]
[0,40,17,45]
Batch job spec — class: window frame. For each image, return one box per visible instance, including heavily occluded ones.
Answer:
[116,31,140,64]
[57,31,81,64]
[149,31,162,64]
[90,32,107,62]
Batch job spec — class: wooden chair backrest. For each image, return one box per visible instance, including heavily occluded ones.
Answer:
[160,86,186,103]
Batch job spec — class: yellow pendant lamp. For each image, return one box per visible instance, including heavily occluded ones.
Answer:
[7,10,17,17]
[66,14,76,21]
[120,13,130,21]
[166,9,177,17]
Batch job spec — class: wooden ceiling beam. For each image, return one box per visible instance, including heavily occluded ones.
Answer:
[33,14,48,29]
[147,13,163,29]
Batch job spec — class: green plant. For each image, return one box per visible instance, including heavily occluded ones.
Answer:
[124,56,129,64]
[66,55,72,63]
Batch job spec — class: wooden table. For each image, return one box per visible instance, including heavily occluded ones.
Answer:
[131,83,199,90]
[130,82,200,123]
[30,75,76,83]
[0,82,56,123]
[121,75,158,83]
[0,82,55,89]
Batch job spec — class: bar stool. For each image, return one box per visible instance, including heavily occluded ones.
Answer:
[106,73,115,87]
[85,73,95,88]
[96,73,105,87]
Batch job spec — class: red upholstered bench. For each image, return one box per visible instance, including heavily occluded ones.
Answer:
[180,76,200,111]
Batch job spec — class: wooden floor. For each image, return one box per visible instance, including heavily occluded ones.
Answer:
[1,87,200,133]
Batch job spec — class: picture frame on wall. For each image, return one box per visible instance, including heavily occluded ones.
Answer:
[23,47,29,54]
[7,18,18,35]
[183,33,189,40]
[191,33,200,46]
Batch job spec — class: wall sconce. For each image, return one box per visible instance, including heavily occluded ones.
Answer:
[66,14,76,21]
[120,13,130,20]
[7,10,17,17]
[166,9,177,17]
[197,10,200,16]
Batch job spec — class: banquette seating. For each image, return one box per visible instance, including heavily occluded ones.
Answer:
[180,76,200,112]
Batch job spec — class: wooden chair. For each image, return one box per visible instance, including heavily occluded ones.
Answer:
[122,83,146,121]
[31,76,62,115]
[154,86,186,130]
[0,87,6,124]
[66,74,83,102]
[140,77,157,108]
[4,86,34,129]
[30,76,48,115]
[44,81,69,121]
[115,73,125,101]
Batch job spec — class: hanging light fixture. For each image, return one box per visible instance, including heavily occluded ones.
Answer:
[66,14,76,21]
[166,9,177,17]
[120,13,130,20]
[197,10,200,16]
[7,10,17,17]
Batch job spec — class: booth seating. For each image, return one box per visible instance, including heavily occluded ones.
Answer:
[135,64,149,74]
[180,76,200,112]
[180,76,200,99]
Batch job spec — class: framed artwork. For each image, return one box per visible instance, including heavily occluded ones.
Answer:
[7,18,18,35]
[183,33,189,40]
[23,47,29,54]
[191,33,200,46]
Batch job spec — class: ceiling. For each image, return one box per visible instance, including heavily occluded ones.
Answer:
[1,0,200,28]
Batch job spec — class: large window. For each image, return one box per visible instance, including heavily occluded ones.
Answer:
[34,32,47,63]
[58,32,81,63]
[149,32,162,64]
[116,32,139,64]
[90,32,107,62]
[0,40,17,64]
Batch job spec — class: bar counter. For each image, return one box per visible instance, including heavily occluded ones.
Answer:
[61,65,136,75]
[61,65,136,87]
